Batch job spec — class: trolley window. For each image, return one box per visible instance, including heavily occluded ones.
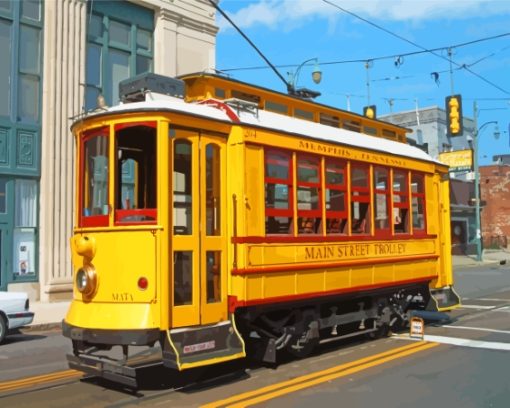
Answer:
[350,164,370,234]
[114,122,157,225]
[393,170,409,233]
[80,127,109,227]
[374,167,390,235]
[325,159,347,235]
[205,143,221,236]
[265,149,293,234]
[411,173,426,232]
[173,139,193,235]
[297,154,321,235]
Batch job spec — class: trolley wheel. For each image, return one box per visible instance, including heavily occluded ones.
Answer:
[367,323,390,340]
[287,321,320,359]
[287,337,319,359]
[0,315,7,344]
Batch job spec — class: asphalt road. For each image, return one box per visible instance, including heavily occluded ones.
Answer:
[1,262,509,407]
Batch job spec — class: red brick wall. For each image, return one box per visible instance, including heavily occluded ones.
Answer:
[480,164,510,248]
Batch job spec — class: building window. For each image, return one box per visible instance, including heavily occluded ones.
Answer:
[13,179,37,277]
[85,1,154,110]
[0,0,43,122]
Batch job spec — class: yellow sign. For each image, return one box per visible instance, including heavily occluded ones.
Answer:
[438,149,472,172]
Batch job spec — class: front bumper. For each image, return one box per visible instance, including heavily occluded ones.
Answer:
[62,320,160,346]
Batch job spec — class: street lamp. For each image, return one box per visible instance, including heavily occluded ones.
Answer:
[287,58,322,99]
[472,102,500,261]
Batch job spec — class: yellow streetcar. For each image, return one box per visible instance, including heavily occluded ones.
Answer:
[63,72,460,386]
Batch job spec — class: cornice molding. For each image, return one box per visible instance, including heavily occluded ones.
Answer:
[158,8,218,36]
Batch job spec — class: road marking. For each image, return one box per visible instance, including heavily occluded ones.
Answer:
[394,334,510,351]
[0,369,82,392]
[201,341,438,408]
[440,325,510,335]
[459,304,496,310]
[492,306,510,312]
[474,298,510,302]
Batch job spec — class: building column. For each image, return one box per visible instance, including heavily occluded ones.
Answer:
[39,0,86,301]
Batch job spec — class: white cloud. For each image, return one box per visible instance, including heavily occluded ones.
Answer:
[217,0,510,31]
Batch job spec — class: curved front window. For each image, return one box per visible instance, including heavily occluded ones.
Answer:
[80,127,109,227]
[114,122,157,225]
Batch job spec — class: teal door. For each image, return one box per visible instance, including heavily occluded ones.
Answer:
[0,178,13,291]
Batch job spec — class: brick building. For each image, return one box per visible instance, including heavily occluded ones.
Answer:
[480,164,510,249]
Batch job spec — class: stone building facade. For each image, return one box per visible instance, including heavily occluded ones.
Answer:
[0,0,218,301]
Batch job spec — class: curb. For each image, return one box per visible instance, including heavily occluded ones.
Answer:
[22,322,63,332]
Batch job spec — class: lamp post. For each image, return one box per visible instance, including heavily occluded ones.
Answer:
[287,58,322,98]
[472,101,500,262]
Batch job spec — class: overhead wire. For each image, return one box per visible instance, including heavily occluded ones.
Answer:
[220,32,510,74]
[321,0,510,96]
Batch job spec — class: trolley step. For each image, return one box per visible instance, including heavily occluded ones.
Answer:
[162,320,245,370]
[428,286,461,311]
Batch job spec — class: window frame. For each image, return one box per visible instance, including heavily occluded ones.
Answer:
[85,3,154,110]
[79,126,110,228]
[392,169,410,234]
[411,172,427,234]
[373,166,391,236]
[350,163,371,235]
[264,149,294,235]
[113,121,158,226]
[296,153,322,235]
[325,158,348,235]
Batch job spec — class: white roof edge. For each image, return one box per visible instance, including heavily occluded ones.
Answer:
[77,97,441,165]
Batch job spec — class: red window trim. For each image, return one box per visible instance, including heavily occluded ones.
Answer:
[411,173,427,231]
[325,158,348,220]
[114,209,158,225]
[265,149,294,218]
[393,170,409,207]
[78,127,110,228]
[296,153,322,219]
[373,166,391,234]
[114,121,157,131]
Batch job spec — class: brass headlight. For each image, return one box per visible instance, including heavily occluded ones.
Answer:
[76,265,97,296]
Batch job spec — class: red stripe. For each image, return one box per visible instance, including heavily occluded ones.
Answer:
[114,121,157,131]
[232,254,438,275]
[232,234,437,244]
[229,275,436,311]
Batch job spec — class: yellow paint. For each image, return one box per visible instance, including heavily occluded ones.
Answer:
[201,341,439,408]
[180,73,409,144]
[67,72,457,373]
[0,370,82,392]
[65,300,158,329]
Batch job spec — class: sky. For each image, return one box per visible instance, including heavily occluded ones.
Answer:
[214,0,510,165]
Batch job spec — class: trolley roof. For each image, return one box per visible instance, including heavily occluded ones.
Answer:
[74,92,442,166]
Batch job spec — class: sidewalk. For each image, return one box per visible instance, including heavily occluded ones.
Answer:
[453,249,510,267]
[26,300,70,331]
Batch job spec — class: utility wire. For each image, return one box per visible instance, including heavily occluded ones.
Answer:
[220,32,510,72]
[321,0,510,96]
[207,0,290,90]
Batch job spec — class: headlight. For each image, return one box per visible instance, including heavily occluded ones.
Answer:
[75,265,97,296]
